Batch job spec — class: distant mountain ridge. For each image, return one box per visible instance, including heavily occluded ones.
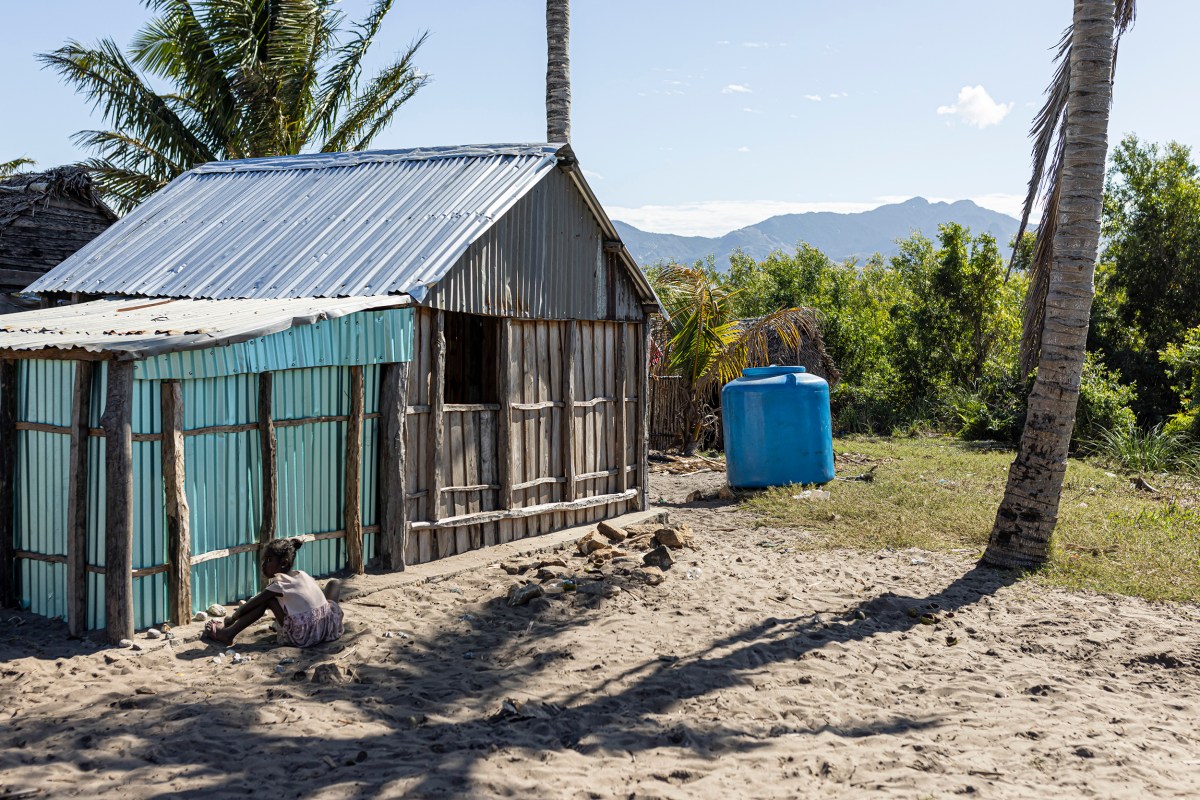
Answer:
[613,197,1022,268]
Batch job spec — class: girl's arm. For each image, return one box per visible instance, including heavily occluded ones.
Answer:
[225,587,280,624]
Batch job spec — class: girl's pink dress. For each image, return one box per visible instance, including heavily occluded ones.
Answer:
[266,570,344,647]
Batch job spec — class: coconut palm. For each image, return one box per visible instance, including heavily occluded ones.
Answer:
[0,158,35,178]
[40,0,428,212]
[983,0,1135,569]
[653,263,818,455]
[546,0,570,142]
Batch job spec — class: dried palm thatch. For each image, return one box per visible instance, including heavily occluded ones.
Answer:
[0,167,117,296]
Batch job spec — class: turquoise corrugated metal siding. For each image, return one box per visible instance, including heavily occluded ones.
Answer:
[184,373,262,613]
[274,367,347,577]
[17,356,390,628]
[14,360,73,619]
[135,308,412,380]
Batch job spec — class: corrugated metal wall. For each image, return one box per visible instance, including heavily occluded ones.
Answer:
[425,170,644,321]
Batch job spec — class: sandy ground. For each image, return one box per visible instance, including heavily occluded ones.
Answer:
[2,469,1200,799]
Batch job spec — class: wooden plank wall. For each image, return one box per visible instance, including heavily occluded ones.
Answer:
[401,309,643,564]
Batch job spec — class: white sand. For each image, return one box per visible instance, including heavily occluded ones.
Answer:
[2,469,1199,799]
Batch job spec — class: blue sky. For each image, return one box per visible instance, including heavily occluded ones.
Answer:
[1,1,1195,235]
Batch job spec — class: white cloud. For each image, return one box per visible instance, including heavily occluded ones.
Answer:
[803,94,822,101]
[582,169,605,182]
[716,40,730,45]
[742,41,769,48]
[737,146,751,153]
[937,85,1013,129]
[743,107,760,113]
[722,84,752,94]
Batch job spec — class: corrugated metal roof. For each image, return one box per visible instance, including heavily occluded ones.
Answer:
[27,144,567,301]
[0,295,407,359]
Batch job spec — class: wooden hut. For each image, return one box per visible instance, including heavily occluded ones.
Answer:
[0,167,116,298]
[0,144,658,642]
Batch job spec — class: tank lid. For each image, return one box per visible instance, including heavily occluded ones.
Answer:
[742,365,807,378]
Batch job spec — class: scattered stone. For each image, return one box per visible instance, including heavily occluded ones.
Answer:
[192,611,209,623]
[501,562,526,575]
[597,521,628,543]
[206,604,228,618]
[1074,746,1095,759]
[853,610,868,620]
[653,524,694,549]
[684,568,702,580]
[535,567,560,581]
[130,642,145,652]
[576,531,609,555]
[717,486,736,500]
[231,652,251,665]
[643,546,675,570]
[588,547,618,563]
[538,557,569,569]
[211,655,226,665]
[118,638,134,648]
[578,582,621,598]
[103,653,121,665]
[145,628,162,640]
[633,566,666,585]
[310,662,354,685]
[507,583,546,607]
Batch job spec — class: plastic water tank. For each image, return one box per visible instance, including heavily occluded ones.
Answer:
[721,365,834,488]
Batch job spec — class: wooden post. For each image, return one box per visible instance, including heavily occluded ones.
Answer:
[615,324,628,493]
[561,321,577,502]
[345,365,364,574]
[161,380,191,626]
[0,360,17,609]
[638,316,652,511]
[65,362,94,634]
[497,320,514,511]
[103,361,135,643]
[377,361,409,571]
[427,311,446,549]
[257,372,276,587]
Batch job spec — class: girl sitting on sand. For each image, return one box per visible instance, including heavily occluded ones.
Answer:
[205,538,344,648]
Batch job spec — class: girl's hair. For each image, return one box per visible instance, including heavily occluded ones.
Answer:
[263,537,304,572]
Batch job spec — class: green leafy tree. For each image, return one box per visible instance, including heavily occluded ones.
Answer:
[1092,135,1200,422]
[41,0,429,211]
[1161,326,1200,437]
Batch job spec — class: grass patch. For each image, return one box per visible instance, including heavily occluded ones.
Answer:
[744,436,1200,602]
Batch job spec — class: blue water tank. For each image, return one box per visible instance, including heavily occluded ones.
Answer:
[721,366,834,488]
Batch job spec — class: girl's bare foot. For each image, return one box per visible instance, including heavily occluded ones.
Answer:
[205,619,233,645]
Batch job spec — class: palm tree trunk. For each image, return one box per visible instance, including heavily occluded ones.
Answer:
[546,0,571,142]
[983,0,1115,569]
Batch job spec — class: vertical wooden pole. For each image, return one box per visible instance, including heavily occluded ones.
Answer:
[497,319,514,511]
[561,321,577,502]
[66,361,93,635]
[161,380,191,625]
[615,324,628,493]
[103,361,135,643]
[257,372,276,588]
[0,360,17,609]
[427,311,446,549]
[378,361,409,571]
[638,316,652,511]
[345,365,364,574]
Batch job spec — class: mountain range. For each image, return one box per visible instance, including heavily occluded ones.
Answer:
[612,197,1022,268]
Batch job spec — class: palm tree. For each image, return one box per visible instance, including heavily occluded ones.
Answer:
[983,0,1135,569]
[40,0,429,212]
[652,263,818,454]
[546,0,570,142]
[0,158,35,178]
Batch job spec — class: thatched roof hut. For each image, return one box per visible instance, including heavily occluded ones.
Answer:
[0,167,116,296]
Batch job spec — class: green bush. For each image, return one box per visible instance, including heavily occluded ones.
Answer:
[1085,423,1200,475]
[1074,353,1138,446]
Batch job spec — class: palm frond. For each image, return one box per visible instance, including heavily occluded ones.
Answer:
[322,33,428,152]
[75,158,170,214]
[700,308,821,388]
[1013,1,1136,379]
[0,157,36,178]
[306,0,394,143]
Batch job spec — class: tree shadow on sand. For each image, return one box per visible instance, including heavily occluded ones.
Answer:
[1,563,1015,797]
